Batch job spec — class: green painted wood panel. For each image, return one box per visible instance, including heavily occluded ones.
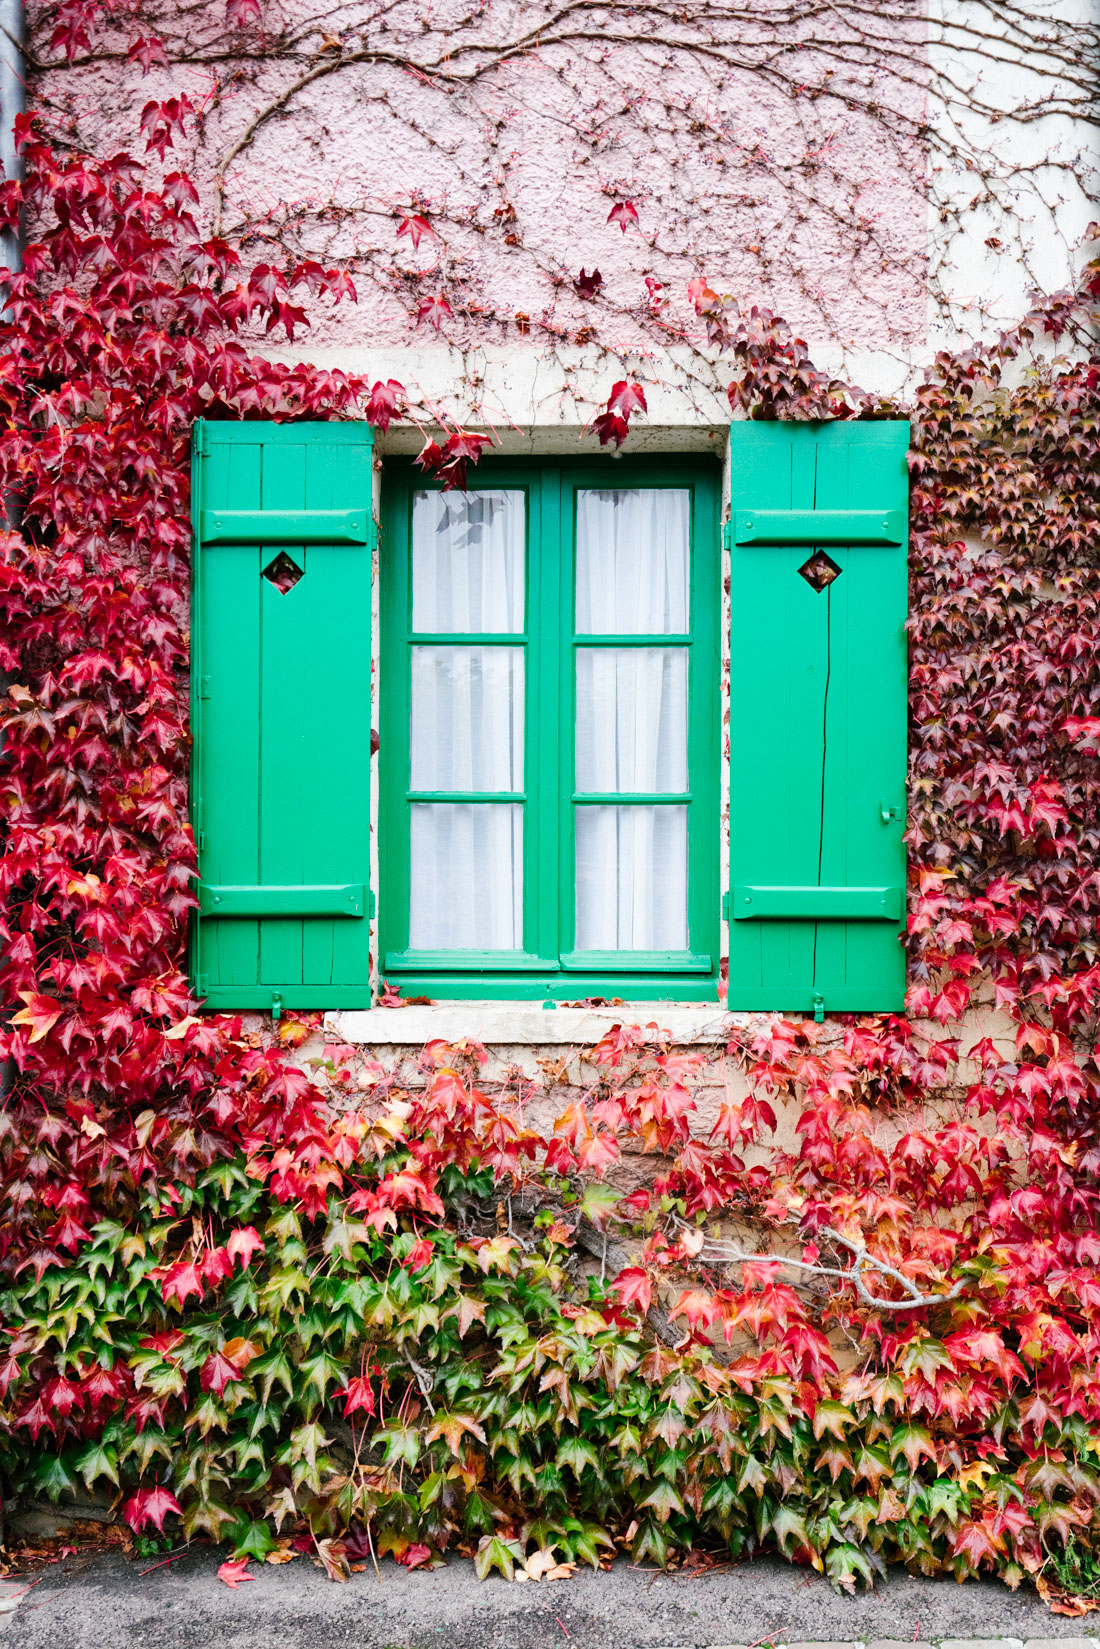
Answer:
[728,421,909,1014]
[733,508,904,546]
[731,884,902,920]
[198,883,366,917]
[190,420,374,1010]
[200,508,370,545]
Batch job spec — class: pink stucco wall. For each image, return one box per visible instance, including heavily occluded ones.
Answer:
[31,0,929,362]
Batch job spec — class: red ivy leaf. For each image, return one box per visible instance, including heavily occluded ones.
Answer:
[592,379,647,448]
[161,1259,205,1308]
[367,379,405,432]
[610,1266,652,1314]
[127,37,168,73]
[11,992,64,1044]
[416,293,454,329]
[574,267,603,298]
[607,199,639,232]
[396,1544,433,1569]
[124,1485,183,1533]
[201,1349,246,1395]
[226,1226,265,1269]
[607,379,647,418]
[342,1375,377,1418]
[397,213,434,249]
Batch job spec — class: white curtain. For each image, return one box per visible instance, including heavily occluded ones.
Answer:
[408,491,525,949]
[411,646,524,791]
[576,488,690,634]
[575,648,687,793]
[409,804,523,949]
[575,806,687,949]
[412,490,524,632]
[573,489,690,950]
[404,486,692,954]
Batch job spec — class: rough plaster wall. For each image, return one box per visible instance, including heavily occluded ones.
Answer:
[926,0,1100,349]
[316,996,1021,1145]
[30,0,930,410]
[30,1,1097,410]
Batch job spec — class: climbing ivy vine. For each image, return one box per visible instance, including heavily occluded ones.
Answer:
[1,46,1100,1609]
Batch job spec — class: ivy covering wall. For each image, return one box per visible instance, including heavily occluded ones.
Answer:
[1,28,1100,1606]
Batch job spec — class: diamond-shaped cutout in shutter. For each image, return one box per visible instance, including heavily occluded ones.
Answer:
[262,551,304,594]
[797,549,842,593]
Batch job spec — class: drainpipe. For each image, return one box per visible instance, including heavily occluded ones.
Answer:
[0,0,24,278]
[0,0,22,1156]
[0,8,21,1552]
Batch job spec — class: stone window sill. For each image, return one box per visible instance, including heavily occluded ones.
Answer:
[326,1002,737,1047]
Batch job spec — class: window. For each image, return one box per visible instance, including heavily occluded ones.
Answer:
[189,419,909,1018]
[379,458,722,1001]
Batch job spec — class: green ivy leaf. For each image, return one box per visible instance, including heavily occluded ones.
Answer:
[637,1477,685,1523]
[75,1438,119,1493]
[579,1182,621,1229]
[631,1515,671,1568]
[229,1516,276,1561]
[473,1535,523,1582]
[824,1541,876,1594]
[32,1452,80,1504]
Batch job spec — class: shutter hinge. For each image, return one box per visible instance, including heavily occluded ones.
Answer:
[195,973,209,999]
[271,992,283,1023]
[721,891,729,923]
[812,993,825,1024]
[199,675,211,700]
[722,519,733,553]
[879,800,900,824]
[194,419,207,456]
[197,831,205,853]
[369,889,376,919]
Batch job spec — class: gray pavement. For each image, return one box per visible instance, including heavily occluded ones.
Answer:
[0,1552,1096,1649]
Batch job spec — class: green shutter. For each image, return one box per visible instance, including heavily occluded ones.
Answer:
[190,420,374,1011]
[727,420,909,1015]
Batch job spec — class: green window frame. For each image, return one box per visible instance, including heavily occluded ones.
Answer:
[379,455,721,1001]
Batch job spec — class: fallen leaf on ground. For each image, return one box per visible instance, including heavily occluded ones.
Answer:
[523,1549,560,1581]
[217,1558,253,1588]
[1037,1575,1100,1616]
[314,1538,350,1583]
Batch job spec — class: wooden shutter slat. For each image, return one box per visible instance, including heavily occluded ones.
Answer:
[198,883,366,918]
[733,507,905,546]
[731,885,902,921]
[199,507,369,545]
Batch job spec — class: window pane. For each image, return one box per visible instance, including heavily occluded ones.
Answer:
[412,491,524,633]
[411,647,524,791]
[576,489,689,634]
[576,648,687,793]
[409,804,523,948]
[574,805,687,949]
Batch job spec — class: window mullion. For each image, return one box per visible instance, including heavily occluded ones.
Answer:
[531,466,562,971]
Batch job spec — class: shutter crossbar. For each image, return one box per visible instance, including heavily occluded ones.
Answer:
[732,885,902,920]
[200,508,369,545]
[733,509,904,547]
[199,883,366,917]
